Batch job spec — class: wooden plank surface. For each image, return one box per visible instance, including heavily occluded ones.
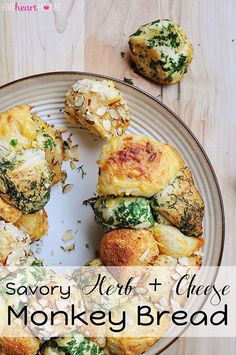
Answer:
[0,0,235,353]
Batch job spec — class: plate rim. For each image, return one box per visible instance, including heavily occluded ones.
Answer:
[0,71,225,354]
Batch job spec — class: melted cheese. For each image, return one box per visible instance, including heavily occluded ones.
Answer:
[0,105,37,157]
[97,134,184,197]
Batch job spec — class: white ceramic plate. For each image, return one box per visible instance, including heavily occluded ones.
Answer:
[0,72,224,353]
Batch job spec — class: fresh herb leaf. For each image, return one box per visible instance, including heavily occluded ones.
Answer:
[10,139,18,147]
[43,138,56,149]
[77,165,87,179]
[147,37,157,48]
[123,77,134,85]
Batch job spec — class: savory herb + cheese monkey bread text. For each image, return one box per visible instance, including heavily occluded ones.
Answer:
[129,19,193,84]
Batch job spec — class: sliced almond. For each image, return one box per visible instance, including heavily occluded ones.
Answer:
[75,97,84,107]
[139,248,150,262]
[62,184,73,194]
[61,243,75,252]
[96,107,107,116]
[103,119,112,131]
[109,108,119,119]
[117,106,126,118]
[116,127,123,136]
[61,170,67,183]
[62,230,74,242]
[70,161,76,170]
[178,257,189,266]
[70,145,80,161]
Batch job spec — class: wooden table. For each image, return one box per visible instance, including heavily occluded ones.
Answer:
[0,0,235,353]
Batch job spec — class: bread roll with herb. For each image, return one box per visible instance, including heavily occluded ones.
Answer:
[0,149,51,213]
[129,19,193,84]
[42,335,104,355]
[0,105,64,185]
[151,167,205,237]
[94,196,154,231]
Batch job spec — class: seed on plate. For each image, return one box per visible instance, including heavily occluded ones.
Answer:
[96,107,107,116]
[62,184,73,194]
[61,243,75,252]
[62,229,74,242]
[103,119,112,131]
[70,144,80,161]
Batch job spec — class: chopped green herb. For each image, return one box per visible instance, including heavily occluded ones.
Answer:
[147,37,157,48]
[131,28,142,36]
[10,139,18,147]
[123,77,134,85]
[43,138,56,149]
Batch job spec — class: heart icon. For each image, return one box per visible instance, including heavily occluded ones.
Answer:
[44,5,49,10]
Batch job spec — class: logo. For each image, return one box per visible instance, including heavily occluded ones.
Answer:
[0,2,61,12]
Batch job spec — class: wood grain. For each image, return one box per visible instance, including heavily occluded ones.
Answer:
[0,0,236,353]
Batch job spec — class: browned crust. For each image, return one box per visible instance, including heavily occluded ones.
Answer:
[100,228,159,267]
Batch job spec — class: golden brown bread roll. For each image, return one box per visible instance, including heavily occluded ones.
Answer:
[0,324,40,355]
[0,105,64,186]
[15,209,48,242]
[100,228,159,267]
[151,223,204,258]
[0,197,22,223]
[151,167,205,237]
[97,134,184,197]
